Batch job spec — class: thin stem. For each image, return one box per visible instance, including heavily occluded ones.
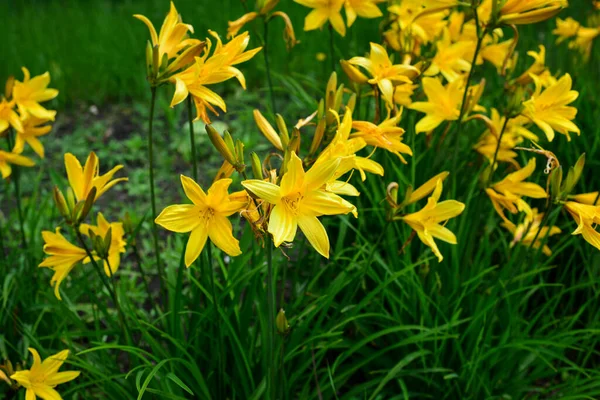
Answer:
[208,243,225,399]
[263,18,277,115]
[373,85,381,124]
[328,23,335,73]
[451,9,485,174]
[487,116,511,186]
[6,134,27,250]
[74,229,130,343]
[147,87,165,297]
[266,237,276,400]
[187,96,198,182]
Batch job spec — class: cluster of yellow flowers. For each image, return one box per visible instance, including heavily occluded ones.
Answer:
[554,15,600,60]
[0,68,57,178]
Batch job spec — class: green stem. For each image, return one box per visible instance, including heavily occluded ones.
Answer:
[131,241,160,316]
[207,243,225,399]
[263,18,277,115]
[6,134,27,250]
[487,115,511,186]
[75,229,130,343]
[266,237,276,400]
[147,87,165,297]
[187,96,198,182]
[328,23,336,73]
[451,9,485,174]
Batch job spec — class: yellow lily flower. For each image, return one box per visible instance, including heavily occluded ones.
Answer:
[39,228,87,300]
[315,110,384,181]
[393,83,417,107]
[424,29,472,82]
[503,208,561,256]
[10,348,80,400]
[569,27,600,60]
[0,98,23,133]
[64,152,128,203]
[553,17,580,44]
[473,110,538,167]
[155,176,246,266]
[569,192,599,205]
[0,150,35,179]
[228,12,260,38]
[170,31,262,123]
[344,0,384,28]
[134,2,202,61]
[347,42,419,106]
[402,178,465,262]
[478,37,515,71]
[409,77,463,134]
[294,0,347,36]
[350,112,412,163]
[12,67,58,121]
[387,0,448,45]
[515,45,547,85]
[12,115,52,158]
[521,73,579,142]
[242,152,356,258]
[486,158,547,223]
[80,213,127,276]
[564,200,600,251]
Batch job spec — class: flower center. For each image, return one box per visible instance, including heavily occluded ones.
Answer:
[282,192,303,215]
[199,207,215,224]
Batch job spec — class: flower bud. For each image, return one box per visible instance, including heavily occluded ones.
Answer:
[317,98,325,120]
[151,45,160,78]
[549,166,563,200]
[76,186,97,225]
[53,186,71,223]
[276,308,290,335]
[386,182,400,208]
[333,84,345,112]
[347,93,357,112]
[251,152,264,180]
[309,119,326,155]
[254,109,283,150]
[275,114,289,148]
[236,139,245,165]
[145,40,153,79]
[206,124,237,165]
[4,76,14,99]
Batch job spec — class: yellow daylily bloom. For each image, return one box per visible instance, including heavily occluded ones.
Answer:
[10,348,80,400]
[479,37,515,71]
[409,77,462,134]
[12,115,52,158]
[294,0,346,36]
[393,83,417,107]
[80,213,127,276]
[39,228,87,300]
[474,109,538,167]
[424,29,472,82]
[387,0,448,45]
[0,150,35,179]
[521,73,579,142]
[350,112,412,163]
[515,45,547,85]
[155,176,246,266]
[315,110,384,181]
[407,171,450,205]
[134,2,201,61]
[486,158,547,223]
[242,152,356,258]
[64,152,128,203]
[0,98,23,133]
[553,17,580,43]
[344,0,384,27]
[271,11,300,50]
[170,31,262,123]
[402,178,465,262]
[564,200,600,251]
[348,42,419,106]
[569,27,600,60]
[12,67,58,121]
[503,208,561,256]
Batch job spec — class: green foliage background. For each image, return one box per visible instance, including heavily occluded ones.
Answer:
[1,0,600,399]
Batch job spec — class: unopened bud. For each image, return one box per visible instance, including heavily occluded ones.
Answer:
[347,93,357,112]
[145,41,153,78]
[276,308,290,335]
[275,114,289,148]
[4,76,14,99]
[386,182,399,208]
[333,84,345,112]
[251,152,264,179]
[53,186,71,223]
[236,139,245,165]
[309,119,326,155]
[253,109,283,150]
[206,124,237,165]
[152,45,160,78]
[549,166,563,200]
[77,187,97,224]
[317,99,326,120]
